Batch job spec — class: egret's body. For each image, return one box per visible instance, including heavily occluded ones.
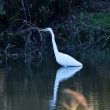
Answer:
[40,28,82,67]
[55,52,82,67]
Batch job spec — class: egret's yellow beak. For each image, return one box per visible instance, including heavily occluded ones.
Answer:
[39,28,48,32]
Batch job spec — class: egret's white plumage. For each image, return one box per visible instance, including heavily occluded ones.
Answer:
[40,28,82,67]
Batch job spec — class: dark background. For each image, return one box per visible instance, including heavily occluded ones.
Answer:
[0,0,110,59]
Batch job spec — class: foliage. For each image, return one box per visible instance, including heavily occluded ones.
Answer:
[79,12,110,28]
[0,0,110,62]
[0,0,6,14]
[91,13,110,28]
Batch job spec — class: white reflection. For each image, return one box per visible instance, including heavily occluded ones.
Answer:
[49,66,82,109]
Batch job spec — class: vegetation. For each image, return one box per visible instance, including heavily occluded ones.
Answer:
[0,0,110,62]
[79,12,110,28]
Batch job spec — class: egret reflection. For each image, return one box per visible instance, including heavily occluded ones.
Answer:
[49,66,82,109]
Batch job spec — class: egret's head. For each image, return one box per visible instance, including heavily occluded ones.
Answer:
[39,27,52,32]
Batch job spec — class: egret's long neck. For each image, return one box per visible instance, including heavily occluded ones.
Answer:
[50,30,59,55]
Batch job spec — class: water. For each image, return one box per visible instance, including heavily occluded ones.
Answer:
[0,55,110,110]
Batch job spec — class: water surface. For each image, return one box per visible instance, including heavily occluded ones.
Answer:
[0,55,110,110]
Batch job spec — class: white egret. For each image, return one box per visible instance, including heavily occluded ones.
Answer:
[40,28,82,67]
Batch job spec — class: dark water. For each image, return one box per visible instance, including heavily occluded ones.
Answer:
[0,55,110,110]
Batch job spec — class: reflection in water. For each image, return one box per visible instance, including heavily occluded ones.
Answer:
[0,60,57,110]
[49,67,82,109]
[62,89,92,110]
[0,56,110,110]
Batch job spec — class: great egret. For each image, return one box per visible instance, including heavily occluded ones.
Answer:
[40,28,82,67]
[49,66,82,109]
